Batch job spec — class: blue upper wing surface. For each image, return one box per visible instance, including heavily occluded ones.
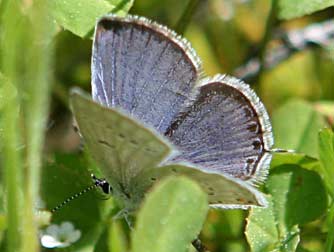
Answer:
[91,15,202,133]
[164,75,273,184]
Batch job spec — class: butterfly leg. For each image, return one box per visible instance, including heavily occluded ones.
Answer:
[112,209,134,229]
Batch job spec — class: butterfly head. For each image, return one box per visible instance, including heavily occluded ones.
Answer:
[91,174,112,194]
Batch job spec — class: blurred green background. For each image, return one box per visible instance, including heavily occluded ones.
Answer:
[0,0,333,251]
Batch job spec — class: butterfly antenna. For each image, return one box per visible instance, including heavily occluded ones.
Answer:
[51,174,111,213]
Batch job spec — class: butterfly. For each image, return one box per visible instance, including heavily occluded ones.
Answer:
[70,14,274,212]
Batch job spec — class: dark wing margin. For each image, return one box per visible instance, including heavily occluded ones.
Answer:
[164,74,274,184]
[91,14,203,133]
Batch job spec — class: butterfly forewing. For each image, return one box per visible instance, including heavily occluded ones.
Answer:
[71,90,172,192]
[92,15,202,133]
[165,75,273,184]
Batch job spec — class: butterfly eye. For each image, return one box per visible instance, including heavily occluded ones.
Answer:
[101,180,112,194]
[91,174,113,194]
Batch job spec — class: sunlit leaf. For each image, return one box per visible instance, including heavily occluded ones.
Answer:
[246,164,327,251]
[267,165,327,227]
[49,0,134,37]
[132,177,208,252]
[278,0,334,19]
[271,153,319,171]
[318,128,334,197]
[246,196,299,252]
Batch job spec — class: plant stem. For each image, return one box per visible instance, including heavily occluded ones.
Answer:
[252,0,278,88]
[1,1,23,251]
[2,79,22,252]
[174,0,202,35]
[22,1,53,251]
[325,203,334,252]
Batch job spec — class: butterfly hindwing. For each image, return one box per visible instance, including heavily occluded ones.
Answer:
[165,75,273,184]
[137,164,267,208]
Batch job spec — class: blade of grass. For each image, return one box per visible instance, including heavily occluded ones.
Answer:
[252,0,278,89]
[1,0,24,251]
[1,1,53,251]
[174,0,202,35]
[21,1,53,251]
[325,203,334,252]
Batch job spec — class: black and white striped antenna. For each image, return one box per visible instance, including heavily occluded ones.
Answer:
[51,174,111,213]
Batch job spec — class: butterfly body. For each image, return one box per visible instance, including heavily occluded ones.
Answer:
[71,14,274,210]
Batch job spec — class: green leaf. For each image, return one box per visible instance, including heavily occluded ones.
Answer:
[318,128,334,197]
[49,0,134,37]
[278,0,334,19]
[132,176,208,252]
[246,165,327,252]
[267,165,327,227]
[272,99,327,158]
[246,196,300,252]
[271,153,319,171]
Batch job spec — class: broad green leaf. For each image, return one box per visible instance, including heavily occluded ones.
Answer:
[246,165,327,252]
[272,99,327,158]
[278,0,334,19]
[41,153,114,252]
[271,153,319,171]
[132,177,208,252]
[267,165,327,227]
[246,196,300,252]
[318,128,334,197]
[49,0,134,37]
